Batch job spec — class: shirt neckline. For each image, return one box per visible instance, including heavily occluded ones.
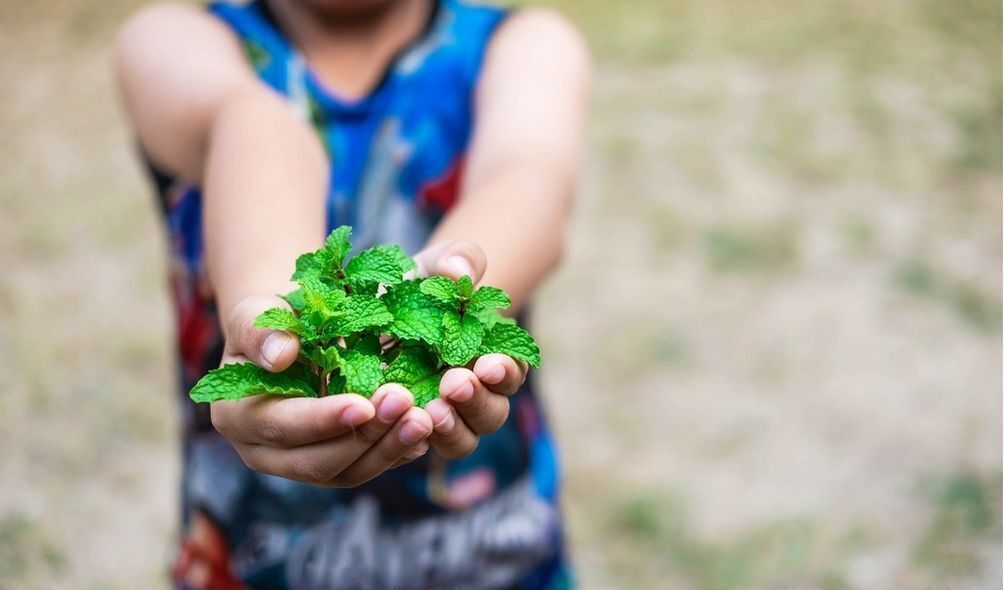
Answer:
[256,0,443,114]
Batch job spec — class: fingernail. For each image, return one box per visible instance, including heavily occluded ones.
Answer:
[449,380,474,403]
[340,405,371,427]
[434,410,456,436]
[262,332,292,367]
[481,363,506,385]
[444,255,472,279]
[399,420,429,445]
[378,392,411,422]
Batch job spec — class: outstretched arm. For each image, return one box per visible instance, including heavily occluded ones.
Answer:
[116,3,434,486]
[422,10,591,457]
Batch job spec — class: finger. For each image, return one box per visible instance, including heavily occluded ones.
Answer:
[345,384,415,447]
[225,295,300,371]
[425,398,479,460]
[333,406,433,486]
[413,239,487,284]
[210,393,374,447]
[472,354,527,396]
[440,367,510,435]
[390,440,431,469]
[232,386,418,485]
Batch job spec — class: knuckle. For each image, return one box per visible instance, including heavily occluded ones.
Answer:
[477,404,510,434]
[209,407,232,437]
[257,416,287,447]
[376,441,405,466]
[293,456,330,484]
[353,423,387,446]
[234,445,263,472]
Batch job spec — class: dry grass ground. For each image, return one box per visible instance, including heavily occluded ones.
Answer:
[0,0,1000,588]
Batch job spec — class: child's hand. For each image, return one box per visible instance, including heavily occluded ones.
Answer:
[210,296,433,487]
[413,241,530,459]
[210,239,527,485]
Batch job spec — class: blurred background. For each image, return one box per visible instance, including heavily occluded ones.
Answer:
[0,0,1000,588]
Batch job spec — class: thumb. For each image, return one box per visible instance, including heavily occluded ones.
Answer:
[224,295,301,372]
[413,239,487,285]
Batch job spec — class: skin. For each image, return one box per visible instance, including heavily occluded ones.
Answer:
[115,0,589,486]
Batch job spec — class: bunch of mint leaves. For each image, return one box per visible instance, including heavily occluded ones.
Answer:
[189,226,540,407]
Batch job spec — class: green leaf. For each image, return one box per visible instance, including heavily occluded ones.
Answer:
[457,275,474,300]
[338,349,383,396]
[253,308,304,335]
[382,345,443,407]
[472,307,517,330]
[297,277,346,331]
[324,226,353,268]
[345,246,408,290]
[383,345,440,384]
[290,226,352,283]
[303,344,342,374]
[419,276,458,304]
[479,323,541,368]
[323,296,393,337]
[373,244,417,274]
[468,286,510,313]
[383,281,447,344]
[440,311,484,366]
[283,288,306,313]
[189,362,317,403]
[328,371,347,395]
[300,276,332,310]
[291,251,323,282]
[408,372,443,407]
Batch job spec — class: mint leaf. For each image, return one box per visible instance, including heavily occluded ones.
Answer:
[291,226,352,282]
[283,288,306,313]
[303,344,342,374]
[188,226,542,406]
[328,371,347,395]
[373,244,417,274]
[323,296,393,337]
[384,281,447,344]
[419,276,458,304]
[468,286,510,313]
[383,345,440,384]
[345,246,408,290]
[190,362,317,403]
[324,225,353,268]
[382,346,444,407]
[479,323,541,368]
[440,311,484,366]
[338,349,382,396]
[408,372,443,407]
[291,251,325,282]
[473,307,517,330]
[457,275,474,300]
[254,308,304,335]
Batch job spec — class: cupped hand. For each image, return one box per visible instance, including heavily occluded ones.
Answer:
[411,240,530,460]
[210,296,433,487]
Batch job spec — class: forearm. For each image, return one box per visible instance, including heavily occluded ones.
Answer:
[203,89,329,327]
[430,10,589,312]
[427,167,571,312]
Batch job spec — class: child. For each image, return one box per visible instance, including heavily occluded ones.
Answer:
[115,0,588,587]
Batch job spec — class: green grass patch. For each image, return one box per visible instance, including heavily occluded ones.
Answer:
[913,470,1002,575]
[702,220,801,275]
[604,489,855,590]
[892,259,1002,333]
